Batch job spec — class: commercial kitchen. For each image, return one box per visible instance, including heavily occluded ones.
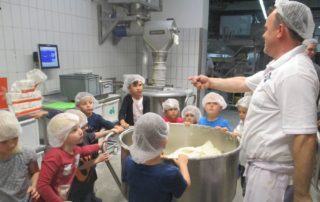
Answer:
[0,0,320,201]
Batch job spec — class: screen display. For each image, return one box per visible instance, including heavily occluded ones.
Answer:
[38,44,60,69]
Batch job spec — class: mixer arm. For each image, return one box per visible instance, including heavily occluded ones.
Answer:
[184,94,197,106]
[101,131,122,190]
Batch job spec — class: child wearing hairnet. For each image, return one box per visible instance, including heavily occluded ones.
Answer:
[162,98,184,123]
[119,74,150,128]
[198,92,232,131]
[37,112,103,201]
[75,92,123,134]
[232,95,251,197]
[123,113,191,202]
[66,109,114,202]
[181,105,201,126]
[0,110,40,202]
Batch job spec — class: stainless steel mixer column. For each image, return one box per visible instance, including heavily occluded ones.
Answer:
[143,19,179,87]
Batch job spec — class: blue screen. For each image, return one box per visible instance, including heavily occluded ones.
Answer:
[39,45,59,69]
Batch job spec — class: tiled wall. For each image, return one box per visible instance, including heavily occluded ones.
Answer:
[0,0,138,94]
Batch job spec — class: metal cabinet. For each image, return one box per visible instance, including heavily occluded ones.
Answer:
[102,99,120,122]
[19,118,41,150]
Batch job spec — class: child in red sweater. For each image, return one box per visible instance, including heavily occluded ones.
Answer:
[162,98,184,123]
[37,113,103,202]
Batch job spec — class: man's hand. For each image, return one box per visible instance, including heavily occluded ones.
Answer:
[188,75,210,90]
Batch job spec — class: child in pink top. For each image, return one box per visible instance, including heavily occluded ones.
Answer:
[162,98,184,123]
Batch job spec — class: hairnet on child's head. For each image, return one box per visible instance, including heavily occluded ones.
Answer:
[275,0,315,40]
[74,92,98,106]
[0,110,21,142]
[66,109,88,128]
[181,105,201,121]
[202,92,227,109]
[303,38,318,46]
[235,96,252,109]
[47,113,79,147]
[130,112,169,164]
[122,74,145,93]
[162,98,180,112]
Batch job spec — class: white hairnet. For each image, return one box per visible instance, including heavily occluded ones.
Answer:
[181,105,201,121]
[122,74,145,93]
[235,96,252,109]
[47,113,79,147]
[275,0,315,40]
[0,110,21,142]
[202,92,227,109]
[162,98,180,112]
[74,92,98,106]
[130,112,169,164]
[303,38,318,46]
[66,109,88,128]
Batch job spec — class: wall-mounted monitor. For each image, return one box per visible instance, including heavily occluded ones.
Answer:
[38,44,60,69]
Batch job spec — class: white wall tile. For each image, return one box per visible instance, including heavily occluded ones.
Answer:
[37,0,45,9]
[2,3,13,27]
[21,0,30,6]
[51,0,58,12]
[29,0,37,8]
[4,27,14,50]
[0,28,5,50]
[11,0,21,5]
[13,28,23,50]
[44,0,52,11]
[29,7,38,30]
[5,50,16,72]
[0,50,7,71]
[22,29,32,51]
[37,10,46,30]
[11,4,22,27]
[20,6,30,29]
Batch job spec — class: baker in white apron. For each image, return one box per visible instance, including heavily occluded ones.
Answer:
[189,1,318,201]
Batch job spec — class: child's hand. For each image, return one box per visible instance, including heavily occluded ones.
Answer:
[27,186,40,200]
[215,126,229,134]
[29,110,48,119]
[112,125,124,134]
[96,152,110,163]
[120,120,130,129]
[173,154,189,168]
[231,132,240,139]
[184,121,191,127]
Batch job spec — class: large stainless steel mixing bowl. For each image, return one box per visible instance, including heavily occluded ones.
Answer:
[119,124,240,202]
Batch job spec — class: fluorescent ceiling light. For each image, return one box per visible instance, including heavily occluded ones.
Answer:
[259,0,267,20]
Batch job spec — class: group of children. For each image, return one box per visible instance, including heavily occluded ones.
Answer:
[0,73,252,202]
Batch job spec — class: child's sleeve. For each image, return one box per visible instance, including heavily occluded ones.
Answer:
[143,96,150,113]
[119,95,130,121]
[37,152,63,202]
[47,109,63,119]
[79,144,100,156]
[97,114,115,130]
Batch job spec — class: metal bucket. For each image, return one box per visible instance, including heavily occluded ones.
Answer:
[119,124,240,202]
[143,87,196,116]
